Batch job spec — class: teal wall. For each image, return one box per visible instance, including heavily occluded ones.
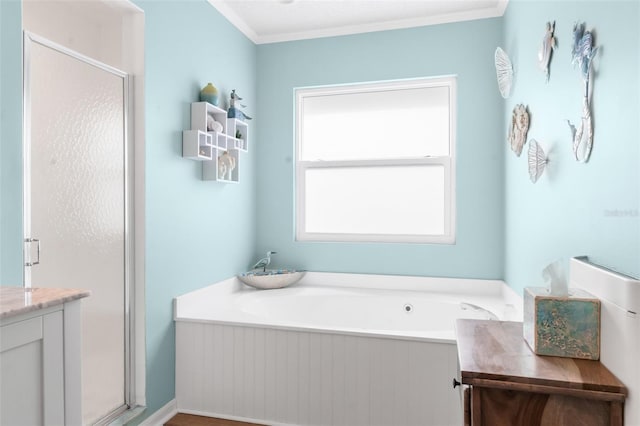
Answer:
[1,0,638,423]
[502,0,640,294]
[0,0,257,423]
[132,0,257,422]
[0,0,23,286]
[254,19,505,279]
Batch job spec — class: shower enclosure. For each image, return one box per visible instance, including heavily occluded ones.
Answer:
[23,32,134,425]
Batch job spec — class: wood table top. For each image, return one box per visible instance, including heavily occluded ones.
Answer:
[456,319,627,395]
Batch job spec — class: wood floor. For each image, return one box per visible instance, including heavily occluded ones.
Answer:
[164,413,264,426]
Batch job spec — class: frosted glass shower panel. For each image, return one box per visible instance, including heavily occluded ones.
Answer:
[28,40,126,424]
[305,165,445,236]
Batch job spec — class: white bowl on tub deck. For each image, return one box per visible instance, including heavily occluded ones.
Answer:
[238,270,305,289]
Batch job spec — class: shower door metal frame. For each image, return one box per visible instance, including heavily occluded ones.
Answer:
[22,31,136,425]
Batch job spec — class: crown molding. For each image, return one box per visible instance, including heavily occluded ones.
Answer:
[210,0,509,45]
[207,0,259,44]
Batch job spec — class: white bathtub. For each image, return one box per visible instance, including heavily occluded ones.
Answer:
[175,272,522,426]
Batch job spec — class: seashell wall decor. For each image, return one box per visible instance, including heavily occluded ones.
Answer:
[495,47,514,98]
[508,104,530,157]
[528,139,548,183]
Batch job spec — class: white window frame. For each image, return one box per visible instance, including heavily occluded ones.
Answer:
[295,76,456,244]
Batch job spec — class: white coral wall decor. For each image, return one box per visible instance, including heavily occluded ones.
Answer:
[218,151,236,181]
[508,104,530,157]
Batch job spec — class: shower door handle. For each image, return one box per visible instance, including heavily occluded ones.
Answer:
[25,238,41,266]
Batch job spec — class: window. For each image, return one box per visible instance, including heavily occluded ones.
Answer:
[295,77,456,243]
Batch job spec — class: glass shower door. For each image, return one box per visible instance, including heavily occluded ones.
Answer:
[24,33,130,425]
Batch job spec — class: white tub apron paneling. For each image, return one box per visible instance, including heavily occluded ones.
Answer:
[176,322,461,426]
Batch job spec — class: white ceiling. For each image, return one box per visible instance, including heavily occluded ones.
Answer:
[208,0,508,44]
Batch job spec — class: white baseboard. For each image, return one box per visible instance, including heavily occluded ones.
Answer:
[138,399,177,426]
[179,409,291,426]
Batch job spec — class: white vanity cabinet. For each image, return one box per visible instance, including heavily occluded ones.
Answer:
[0,288,89,426]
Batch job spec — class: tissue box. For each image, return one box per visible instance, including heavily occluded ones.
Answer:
[523,287,600,360]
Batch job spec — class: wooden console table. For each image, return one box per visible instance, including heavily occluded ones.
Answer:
[456,320,627,426]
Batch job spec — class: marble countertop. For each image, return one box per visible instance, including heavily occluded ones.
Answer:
[0,287,90,319]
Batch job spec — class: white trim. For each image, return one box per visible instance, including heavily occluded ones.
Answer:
[179,409,293,426]
[208,1,509,45]
[295,76,456,244]
[138,400,177,426]
[295,75,455,97]
[22,31,32,286]
[120,5,147,409]
[206,0,259,43]
[63,300,82,426]
[299,157,448,168]
[104,0,144,15]
[24,32,127,77]
[495,0,509,17]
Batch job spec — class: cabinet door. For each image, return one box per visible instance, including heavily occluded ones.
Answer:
[463,386,471,426]
[472,387,612,426]
[0,311,64,425]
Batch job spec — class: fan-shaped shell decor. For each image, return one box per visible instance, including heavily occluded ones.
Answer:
[528,139,548,183]
[507,104,530,157]
[495,47,514,98]
[537,21,557,82]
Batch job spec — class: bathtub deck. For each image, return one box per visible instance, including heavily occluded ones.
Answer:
[165,413,263,426]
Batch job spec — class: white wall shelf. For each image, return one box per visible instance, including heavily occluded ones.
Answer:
[184,101,249,183]
[182,129,213,160]
[214,132,228,151]
[203,149,239,183]
[227,118,249,152]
